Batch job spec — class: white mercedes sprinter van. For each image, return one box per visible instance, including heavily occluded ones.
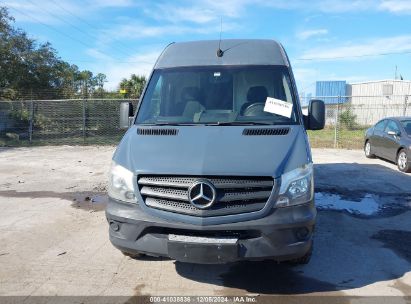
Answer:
[106,39,325,264]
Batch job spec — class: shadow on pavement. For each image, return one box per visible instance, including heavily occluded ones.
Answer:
[314,163,411,194]
[175,163,411,295]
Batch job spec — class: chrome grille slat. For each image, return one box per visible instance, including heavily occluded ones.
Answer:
[138,175,274,217]
[219,190,272,202]
[138,176,273,189]
[145,197,267,217]
[140,186,189,201]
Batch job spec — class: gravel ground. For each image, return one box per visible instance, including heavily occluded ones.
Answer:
[0,146,411,300]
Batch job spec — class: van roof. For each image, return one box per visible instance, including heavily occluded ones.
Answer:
[155,39,289,69]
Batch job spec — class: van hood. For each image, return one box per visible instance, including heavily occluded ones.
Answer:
[113,125,311,178]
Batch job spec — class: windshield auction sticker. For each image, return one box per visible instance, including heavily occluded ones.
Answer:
[264,97,293,118]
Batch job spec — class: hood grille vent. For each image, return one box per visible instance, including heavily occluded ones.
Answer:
[137,128,179,136]
[242,128,290,136]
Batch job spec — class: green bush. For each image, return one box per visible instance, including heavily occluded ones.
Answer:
[339,109,358,130]
[9,107,51,130]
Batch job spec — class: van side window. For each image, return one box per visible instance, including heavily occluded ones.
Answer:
[137,75,163,122]
[151,76,162,115]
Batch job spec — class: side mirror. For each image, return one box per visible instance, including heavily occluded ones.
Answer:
[304,99,325,130]
[119,102,134,129]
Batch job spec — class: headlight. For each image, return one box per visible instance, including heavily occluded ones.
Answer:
[108,161,137,204]
[276,163,313,207]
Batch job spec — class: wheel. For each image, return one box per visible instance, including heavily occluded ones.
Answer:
[364,141,375,158]
[121,251,145,259]
[397,149,411,173]
[288,243,313,265]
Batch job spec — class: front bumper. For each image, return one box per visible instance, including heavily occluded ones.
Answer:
[106,198,316,264]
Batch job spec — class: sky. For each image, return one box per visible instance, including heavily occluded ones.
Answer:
[3,0,411,95]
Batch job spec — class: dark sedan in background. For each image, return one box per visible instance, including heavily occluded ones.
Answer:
[364,117,411,173]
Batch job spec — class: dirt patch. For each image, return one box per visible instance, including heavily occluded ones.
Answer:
[122,284,150,304]
[0,190,107,212]
[392,280,411,296]
[134,284,146,296]
[71,193,108,212]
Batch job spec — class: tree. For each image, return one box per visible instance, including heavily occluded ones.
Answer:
[119,74,146,98]
[0,7,107,100]
[95,73,107,89]
[94,73,107,97]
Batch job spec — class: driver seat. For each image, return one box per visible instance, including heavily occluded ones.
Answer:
[240,86,268,115]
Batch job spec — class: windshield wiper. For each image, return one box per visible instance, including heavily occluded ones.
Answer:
[140,122,279,126]
[139,123,199,126]
[204,122,276,126]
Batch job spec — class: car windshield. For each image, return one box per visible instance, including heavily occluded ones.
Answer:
[136,66,298,125]
[401,120,411,135]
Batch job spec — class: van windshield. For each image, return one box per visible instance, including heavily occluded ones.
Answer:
[136,66,298,125]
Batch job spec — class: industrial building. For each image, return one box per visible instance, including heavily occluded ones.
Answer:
[315,80,347,104]
[312,79,411,126]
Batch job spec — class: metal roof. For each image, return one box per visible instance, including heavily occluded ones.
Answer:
[154,39,289,69]
[349,79,411,85]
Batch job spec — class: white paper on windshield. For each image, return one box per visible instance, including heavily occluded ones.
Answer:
[264,97,293,118]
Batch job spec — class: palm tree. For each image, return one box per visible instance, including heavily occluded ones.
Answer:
[119,74,146,98]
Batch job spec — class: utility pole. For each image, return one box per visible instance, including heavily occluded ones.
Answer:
[404,81,411,116]
[29,89,34,144]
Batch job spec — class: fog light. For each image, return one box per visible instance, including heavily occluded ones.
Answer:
[125,191,135,200]
[110,221,120,232]
[276,196,289,207]
[295,227,309,241]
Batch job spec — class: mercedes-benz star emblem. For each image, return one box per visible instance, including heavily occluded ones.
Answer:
[188,179,217,209]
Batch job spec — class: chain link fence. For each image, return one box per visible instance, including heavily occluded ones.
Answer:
[1,95,410,148]
[0,99,137,146]
[303,95,411,149]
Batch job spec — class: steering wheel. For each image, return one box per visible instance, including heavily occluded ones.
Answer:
[242,102,270,116]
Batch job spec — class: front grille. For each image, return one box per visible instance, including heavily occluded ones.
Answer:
[137,175,274,217]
